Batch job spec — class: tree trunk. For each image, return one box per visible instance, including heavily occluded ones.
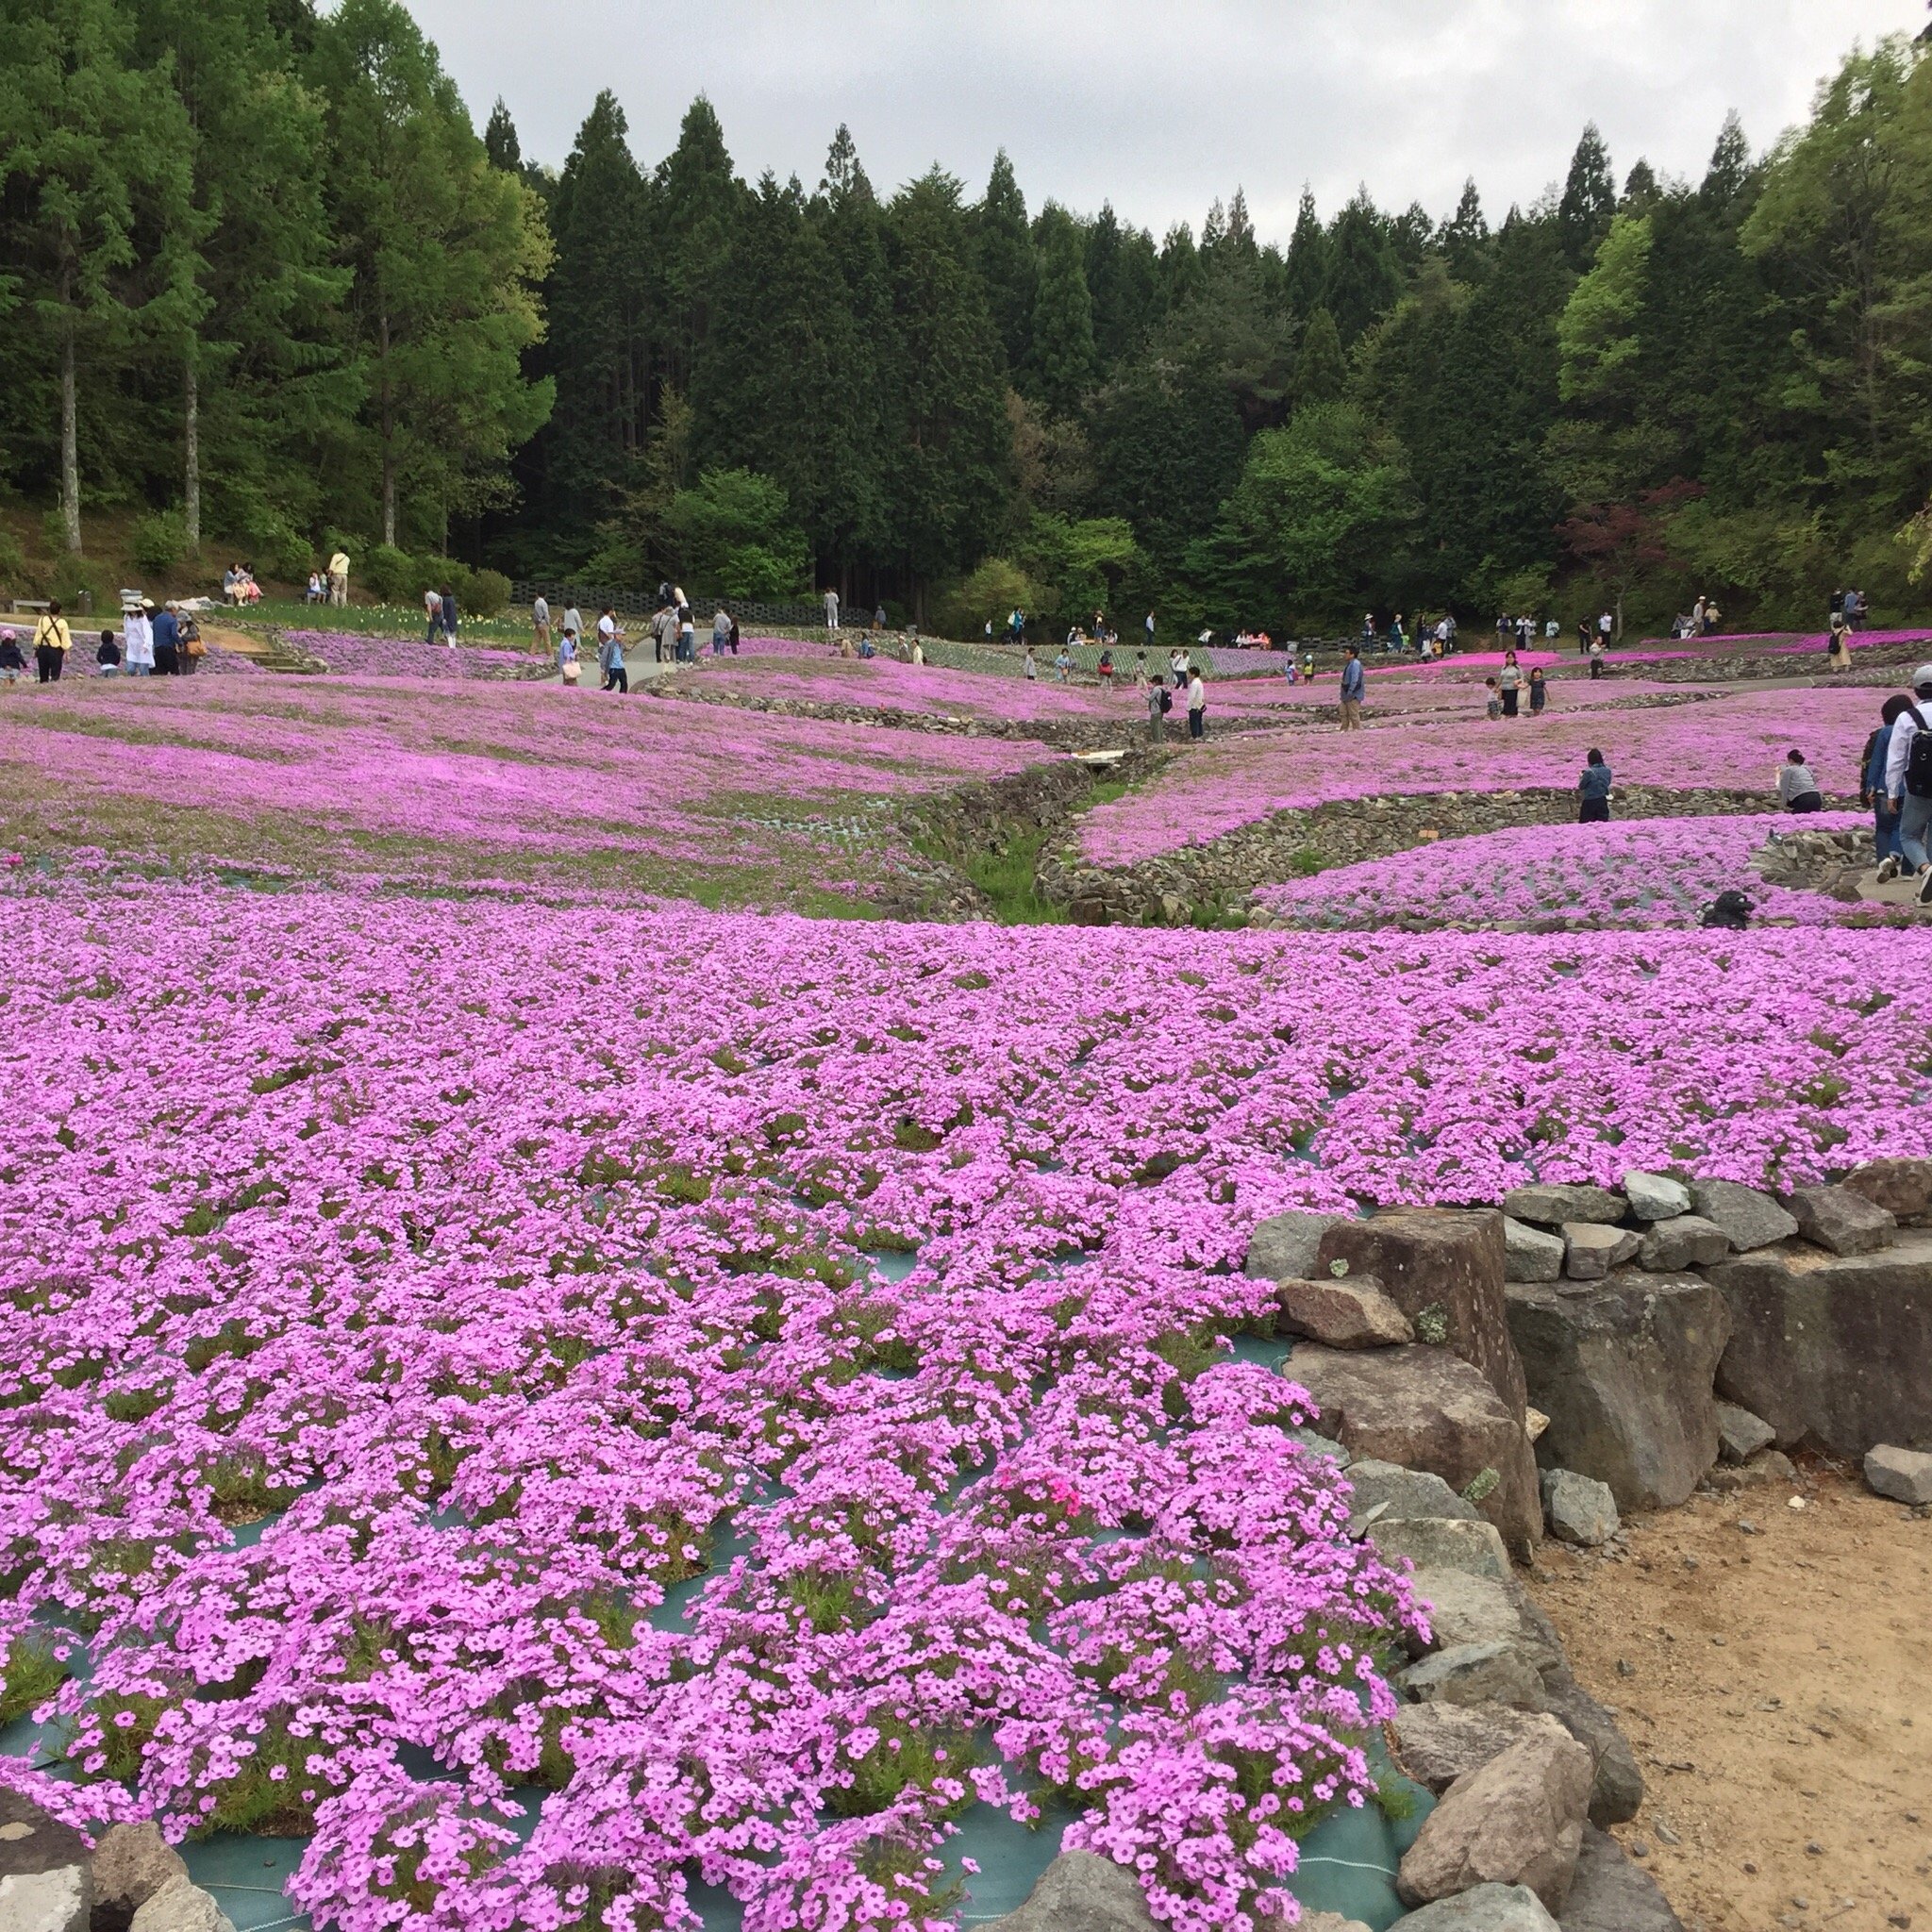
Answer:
[184,353,201,555]
[58,308,82,555]
[379,304,396,547]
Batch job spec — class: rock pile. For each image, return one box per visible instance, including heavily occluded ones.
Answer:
[0,1805,232,1932]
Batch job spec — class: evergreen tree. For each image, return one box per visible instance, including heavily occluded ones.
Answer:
[1699,111,1753,215]
[1322,193,1401,344]
[483,98,521,173]
[1621,159,1660,210]
[1159,224,1205,310]
[1441,179,1491,284]
[650,98,742,393]
[1558,123,1617,268]
[1283,187,1329,321]
[1026,204,1096,417]
[1086,208,1163,370]
[1293,307,1347,410]
[976,149,1036,377]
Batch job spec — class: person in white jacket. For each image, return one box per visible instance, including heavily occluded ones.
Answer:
[1884,662,1932,897]
[123,606,156,676]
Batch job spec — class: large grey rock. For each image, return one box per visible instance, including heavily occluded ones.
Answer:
[1787,1184,1897,1257]
[1505,1275,1730,1509]
[1390,1705,1571,1792]
[1276,1274,1414,1347]
[1843,1156,1932,1220]
[1502,1186,1624,1228]
[0,1791,90,1932]
[1300,1918,1374,1932]
[1620,1172,1691,1222]
[1291,1343,1541,1558]
[1689,1180,1797,1253]
[1557,1825,1685,1932]
[1396,1728,1592,1909]
[1373,1516,1512,1581]
[1711,1232,1932,1456]
[1713,1401,1775,1464]
[976,1854,1150,1932]
[1637,1215,1730,1272]
[1865,1443,1932,1505]
[1540,1470,1619,1546]
[1561,1224,1640,1281]
[91,1824,188,1932]
[1346,1457,1483,1524]
[1409,1570,1562,1670]
[1541,1669,1645,1826]
[129,1877,238,1932]
[1504,1218,1565,1285]
[1400,1641,1547,1712]
[1389,1889,1559,1931]
[1316,1208,1529,1419]
[1245,1211,1345,1286]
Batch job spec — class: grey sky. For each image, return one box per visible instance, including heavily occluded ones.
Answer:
[411,0,1918,241]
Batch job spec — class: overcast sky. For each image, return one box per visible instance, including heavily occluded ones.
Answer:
[410,0,1919,241]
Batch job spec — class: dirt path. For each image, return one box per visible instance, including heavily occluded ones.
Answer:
[1527,1464,1932,1932]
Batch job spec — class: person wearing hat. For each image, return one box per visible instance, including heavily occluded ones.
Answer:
[0,627,25,685]
[1883,662,1932,903]
[124,603,155,675]
[151,600,181,675]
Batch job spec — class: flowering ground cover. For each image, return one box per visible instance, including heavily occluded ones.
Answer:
[676,653,1121,724]
[1079,686,1891,866]
[4,887,1930,1932]
[282,631,550,680]
[0,677,1044,908]
[1251,812,1874,930]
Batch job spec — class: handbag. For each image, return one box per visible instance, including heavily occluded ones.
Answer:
[562,659,580,683]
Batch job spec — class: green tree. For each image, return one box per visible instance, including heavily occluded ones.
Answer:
[483,97,520,173]
[662,467,809,596]
[1293,307,1347,410]
[976,149,1035,377]
[1322,193,1401,345]
[1085,205,1163,368]
[1441,178,1491,284]
[1558,123,1617,268]
[649,98,742,393]
[1026,204,1097,416]
[1283,187,1329,320]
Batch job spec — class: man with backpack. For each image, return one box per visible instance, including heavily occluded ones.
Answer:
[1883,664,1932,902]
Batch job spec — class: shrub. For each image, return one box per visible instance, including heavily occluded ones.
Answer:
[131,510,190,577]
[363,544,420,604]
[467,568,511,618]
[0,527,30,595]
[248,518,315,585]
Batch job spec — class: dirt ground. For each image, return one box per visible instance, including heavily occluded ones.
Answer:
[1527,1464,1932,1932]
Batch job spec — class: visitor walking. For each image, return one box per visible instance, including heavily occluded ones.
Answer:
[439,586,459,649]
[1339,646,1365,731]
[678,603,696,662]
[151,602,180,675]
[563,602,583,649]
[327,549,350,607]
[1054,645,1073,683]
[1499,650,1523,718]
[1589,637,1606,680]
[533,595,551,657]
[423,585,442,645]
[1883,664,1932,900]
[651,600,678,663]
[1776,750,1824,813]
[1576,617,1592,657]
[31,603,71,683]
[597,609,626,692]
[1024,646,1037,681]
[1826,609,1852,672]
[1598,608,1614,646]
[824,588,841,633]
[1145,611,1156,649]
[123,605,154,676]
[1577,749,1613,824]
[1528,666,1548,716]
[558,626,580,684]
[1866,696,1912,866]
[1186,664,1207,740]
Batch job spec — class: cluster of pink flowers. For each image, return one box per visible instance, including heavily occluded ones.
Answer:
[281,633,550,681]
[1252,812,1873,929]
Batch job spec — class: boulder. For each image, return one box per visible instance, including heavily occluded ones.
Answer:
[1541,1668,1644,1827]
[1636,1215,1730,1273]
[1561,1224,1640,1281]
[977,1854,1151,1932]
[0,1792,90,1932]
[1505,1275,1730,1510]
[1710,1233,1932,1456]
[1557,1825,1685,1932]
[1373,1516,1512,1581]
[1345,1457,1483,1524]
[1865,1443,1932,1506]
[1842,1156,1932,1220]
[129,1879,236,1932]
[1540,1470,1619,1547]
[1387,1888,1559,1931]
[1390,1705,1571,1792]
[1501,1186,1624,1228]
[1786,1184,1896,1257]
[1399,1641,1547,1712]
[1300,1918,1373,1932]
[1689,1180,1797,1253]
[1505,1217,1566,1285]
[1409,1570,1561,1670]
[90,1824,188,1932]
[1287,1426,1351,1466]
[1245,1211,1345,1286]
[1276,1274,1414,1348]
[1619,1172,1691,1223]
[1712,1401,1775,1465]
[1315,1208,1529,1418]
[1291,1343,1541,1558]
[1395,1728,1592,1910]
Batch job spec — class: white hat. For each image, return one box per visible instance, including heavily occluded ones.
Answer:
[1915,663,1932,691]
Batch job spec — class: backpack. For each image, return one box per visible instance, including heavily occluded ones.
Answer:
[1906,707,1932,800]
[1701,891,1753,930]
[1158,687,1173,714]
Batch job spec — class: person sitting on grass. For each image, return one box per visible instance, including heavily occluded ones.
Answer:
[1777,749,1824,814]
[1578,748,1613,823]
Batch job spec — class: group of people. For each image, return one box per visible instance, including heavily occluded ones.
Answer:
[1861,665,1932,903]
[823,591,888,634]
[532,590,748,692]
[220,564,263,606]
[1667,595,1724,640]
[0,599,204,683]
[302,552,353,607]
[1481,654,1551,718]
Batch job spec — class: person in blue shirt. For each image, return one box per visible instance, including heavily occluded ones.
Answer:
[1339,646,1366,731]
[1865,694,1911,868]
[1577,748,1613,824]
[151,601,181,675]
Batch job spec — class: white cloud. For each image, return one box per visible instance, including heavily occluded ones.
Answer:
[413,0,1918,239]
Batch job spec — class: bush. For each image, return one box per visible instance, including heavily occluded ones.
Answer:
[467,568,511,618]
[934,558,1040,641]
[247,519,315,586]
[0,528,29,597]
[362,544,420,605]
[131,511,190,577]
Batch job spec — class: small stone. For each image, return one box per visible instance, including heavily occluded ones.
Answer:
[1505,1216,1566,1284]
[1744,1862,1758,1874]
[1400,1640,1548,1711]
[1372,1514,1512,1580]
[1865,1444,1932,1507]
[0,1868,90,1932]
[1504,1184,1626,1227]
[1390,1706,1571,1791]
[1541,1468,1620,1546]
[1629,1840,1649,1857]
[1735,1518,1760,1535]
[1787,1184,1897,1257]
[1275,1274,1414,1348]
[1621,1171,1693,1221]
[981,1852,1156,1932]
[91,1823,189,1925]
[1637,1214,1731,1271]
[1806,1841,1824,1857]
[1524,1405,1549,1441]
[1715,1401,1776,1464]
[129,1876,237,1932]
[1244,1210,1344,1284]
[1689,1179,1799,1253]
[1842,1156,1932,1219]
[1562,1223,1641,1280]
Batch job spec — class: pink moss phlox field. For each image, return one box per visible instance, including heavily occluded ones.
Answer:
[283,632,548,680]
[1252,813,1874,929]
[679,656,1122,724]
[1081,686,1894,864]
